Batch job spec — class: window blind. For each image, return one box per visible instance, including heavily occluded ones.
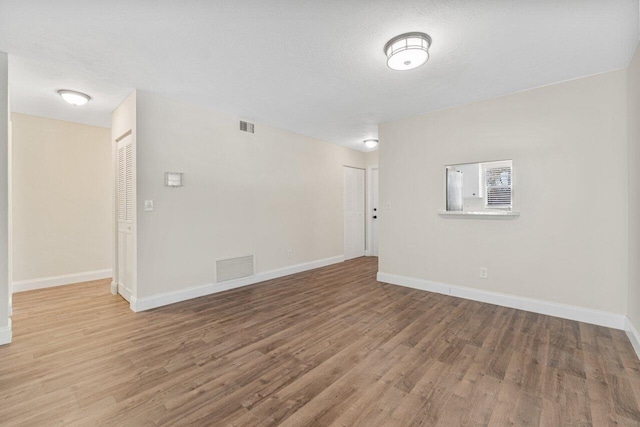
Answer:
[485,166,512,208]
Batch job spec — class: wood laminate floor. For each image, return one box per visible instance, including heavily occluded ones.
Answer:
[1,257,640,426]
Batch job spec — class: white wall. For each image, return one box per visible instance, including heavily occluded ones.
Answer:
[112,91,137,144]
[11,114,111,284]
[365,150,379,167]
[379,70,628,315]
[0,52,9,344]
[628,42,640,330]
[135,91,365,299]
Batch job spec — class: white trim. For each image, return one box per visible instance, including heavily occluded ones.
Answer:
[438,210,520,218]
[130,255,344,312]
[12,269,113,293]
[118,283,132,303]
[377,272,626,330]
[366,165,379,257]
[626,317,640,360]
[343,166,366,261]
[110,281,118,295]
[0,319,11,345]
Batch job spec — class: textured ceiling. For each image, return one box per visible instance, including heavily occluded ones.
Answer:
[0,0,638,152]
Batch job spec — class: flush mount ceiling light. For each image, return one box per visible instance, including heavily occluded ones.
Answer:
[384,32,432,71]
[57,89,91,106]
[364,139,379,148]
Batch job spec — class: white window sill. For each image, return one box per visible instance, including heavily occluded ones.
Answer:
[438,210,520,219]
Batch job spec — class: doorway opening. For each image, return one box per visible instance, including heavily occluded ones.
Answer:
[9,113,115,308]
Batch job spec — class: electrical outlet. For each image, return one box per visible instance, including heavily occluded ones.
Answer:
[480,267,488,279]
[287,249,294,259]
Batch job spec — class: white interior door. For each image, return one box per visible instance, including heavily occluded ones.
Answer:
[371,168,379,257]
[343,166,365,260]
[117,135,134,302]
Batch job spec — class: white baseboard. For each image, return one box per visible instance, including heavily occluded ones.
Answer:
[130,255,344,312]
[118,283,132,303]
[377,272,626,330]
[626,317,640,359]
[12,269,113,293]
[110,281,118,295]
[0,319,11,345]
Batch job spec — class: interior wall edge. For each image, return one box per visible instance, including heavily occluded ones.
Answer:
[130,255,344,312]
[377,271,627,330]
[0,51,9,341]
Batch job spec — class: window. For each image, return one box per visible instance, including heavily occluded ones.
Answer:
[484,161,512,209]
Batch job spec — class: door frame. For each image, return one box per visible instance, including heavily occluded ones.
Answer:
[343,165,366,260]
[366,165,379,256]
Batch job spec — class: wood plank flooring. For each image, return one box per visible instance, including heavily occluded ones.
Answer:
[1,257,640,426]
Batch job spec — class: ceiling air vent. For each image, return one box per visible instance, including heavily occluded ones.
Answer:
[239,120,255,134]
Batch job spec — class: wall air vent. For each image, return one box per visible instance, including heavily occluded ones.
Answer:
[216,255,254,283]
[239,120,255,134]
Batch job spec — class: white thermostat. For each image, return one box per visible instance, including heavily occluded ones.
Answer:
[165,172,183,187]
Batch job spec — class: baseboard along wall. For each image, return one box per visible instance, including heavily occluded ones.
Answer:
[130,255,344,312]
[12,269,113,293]
[0,319,11,346]
[376,271,640,360]
[376,271,627,330]
[7,262,637,360]
[626,317,640,360]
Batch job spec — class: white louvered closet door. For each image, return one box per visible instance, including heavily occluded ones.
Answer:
[117,134,135,302]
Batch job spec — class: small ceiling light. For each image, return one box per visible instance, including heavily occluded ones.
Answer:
[364,139,379,148]
[384,32,432,71]
[57,89,91,106]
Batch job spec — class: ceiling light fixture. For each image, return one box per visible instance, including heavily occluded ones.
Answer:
[384,32,432,71]
[57,89,91,106]
[364,139,379,148]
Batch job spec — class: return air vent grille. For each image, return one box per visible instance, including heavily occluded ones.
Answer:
[239,120,255,134]
[216,255,254,283]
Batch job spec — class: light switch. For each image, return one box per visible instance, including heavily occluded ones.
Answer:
[144,200,154,212]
